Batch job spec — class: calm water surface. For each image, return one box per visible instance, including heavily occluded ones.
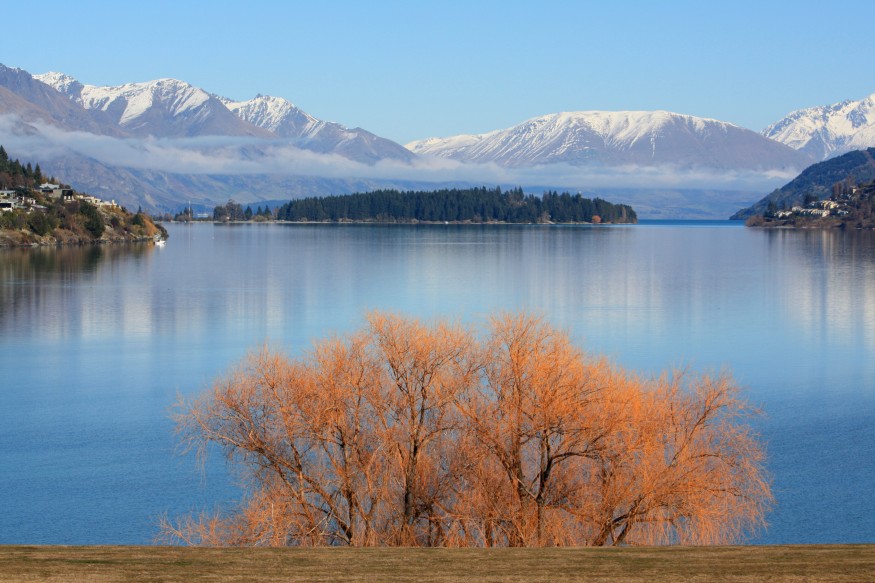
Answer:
[1,222,873,544]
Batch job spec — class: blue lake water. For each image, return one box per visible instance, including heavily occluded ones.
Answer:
[1,221,873,545]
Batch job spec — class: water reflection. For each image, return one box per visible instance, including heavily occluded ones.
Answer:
[761,229,875,350]
[2,224,873,360]
[0,222,873,545]
[0,244,155,340]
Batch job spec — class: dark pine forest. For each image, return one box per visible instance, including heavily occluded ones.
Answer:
[275,187,637,224]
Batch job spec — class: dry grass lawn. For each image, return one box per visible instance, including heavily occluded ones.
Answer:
[0,545,872,582]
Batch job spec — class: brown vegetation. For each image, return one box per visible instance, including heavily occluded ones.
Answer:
[3,545,873,583]
[162,313,771,547]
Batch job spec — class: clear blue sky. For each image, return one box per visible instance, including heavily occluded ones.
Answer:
[5,0,875,145]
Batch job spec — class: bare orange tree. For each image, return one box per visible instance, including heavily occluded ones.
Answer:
[453,313,615,546]
[161,311,771,547]
[582,371,773,546]
[364,312,478,545]
[163,330,403,546]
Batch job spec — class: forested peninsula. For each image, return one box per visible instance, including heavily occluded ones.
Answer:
[274,187,637,224]
[745,178,875,229]
[0,146,166,246]
[735,148,875,228]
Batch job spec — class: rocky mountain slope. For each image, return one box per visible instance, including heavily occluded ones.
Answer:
[0,64,419,210]
[731,147,875,219]
[219,94,413,163]
[8,61,865,218]
[764,94,875,161]
[36,72,271,138]
[407,110,813,171]
[35,72,413,162]
[0,65,120,135]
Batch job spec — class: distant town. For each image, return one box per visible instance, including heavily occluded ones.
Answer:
[0,182,118,213]
[0,146,165,246]
[747,177,875,229]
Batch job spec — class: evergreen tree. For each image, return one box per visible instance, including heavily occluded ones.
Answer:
[274,188,635,224]
[79,201,105,238]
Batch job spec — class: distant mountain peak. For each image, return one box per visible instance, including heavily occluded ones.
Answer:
[407,109,808,171]
[219,93,414,162]
[764,93,875,161]
[34,71,83,98]
[220,93,316,135]
[35,73,269,138]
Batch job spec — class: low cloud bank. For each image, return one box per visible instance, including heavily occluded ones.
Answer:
[0,114,796,192]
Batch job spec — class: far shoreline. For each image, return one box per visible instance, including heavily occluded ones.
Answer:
[163,218,636,226]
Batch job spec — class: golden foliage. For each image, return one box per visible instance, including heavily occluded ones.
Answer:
[161,313,771,547]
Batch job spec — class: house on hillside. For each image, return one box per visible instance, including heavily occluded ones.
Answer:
[42,187,74,201]
[75,194,117,207]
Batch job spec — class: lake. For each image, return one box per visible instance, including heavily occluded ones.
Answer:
[0,221,873,545]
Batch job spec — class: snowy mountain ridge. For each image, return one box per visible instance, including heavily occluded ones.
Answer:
[33,71,415,162]
[7,60,875,218]
[407,110,811,171]
[218,94,318,135]
[763,93,875,161]
[217,93,413,162]
[35,72,270,138]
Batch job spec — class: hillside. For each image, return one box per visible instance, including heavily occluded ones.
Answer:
[731,148,875,219]
[0,145,165,246]
[745,178,875,229]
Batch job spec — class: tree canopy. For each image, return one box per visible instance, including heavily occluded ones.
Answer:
[274,187,636,224]
[163,312,770,548]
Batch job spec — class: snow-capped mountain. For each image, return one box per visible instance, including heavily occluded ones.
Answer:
[0,61,823,218]
[0,65,119,135]
[407,110,812,171]
[36,72,271,138]
[220,94,414,163]
[33,72,414,162]
[219,94,317,136]
[763,94,875,161]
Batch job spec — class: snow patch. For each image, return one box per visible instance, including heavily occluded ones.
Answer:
[764,93,875,160]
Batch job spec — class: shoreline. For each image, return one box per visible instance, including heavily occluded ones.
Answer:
[0,233,163,248]
[746,222,875,230]
[165,219,635,226]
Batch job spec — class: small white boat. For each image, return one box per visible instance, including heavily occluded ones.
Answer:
[155,239,166,247]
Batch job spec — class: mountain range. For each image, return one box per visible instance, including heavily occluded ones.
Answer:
[407,110,810,171]
[33,71,413,162]
[763,94,875,162]
[2,62,875,218]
